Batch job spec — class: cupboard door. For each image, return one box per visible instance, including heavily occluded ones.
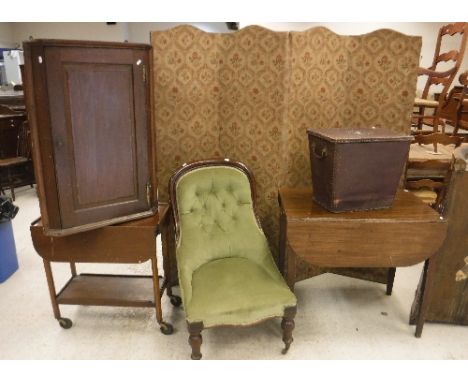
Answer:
[44,45,152,231]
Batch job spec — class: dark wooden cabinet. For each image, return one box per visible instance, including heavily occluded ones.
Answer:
[23,40,157,236]
[0,113,27,159]
[0,95,35,199]
[0,92,27,160]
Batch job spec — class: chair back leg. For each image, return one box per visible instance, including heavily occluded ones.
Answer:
[281,306,297,354]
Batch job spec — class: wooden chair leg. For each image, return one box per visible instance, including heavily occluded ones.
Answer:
[187,322,203,360]
[417,106,425,130]
[281,306,297,354]
[386,267,396,296]
[433,116,440,133]
[439,118,446,134]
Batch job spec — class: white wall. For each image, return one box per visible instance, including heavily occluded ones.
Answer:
[7,22,230,46]
[0,23,15,48]
[4,22,466,90]
[127,22,230,43]
[11,22,128,45]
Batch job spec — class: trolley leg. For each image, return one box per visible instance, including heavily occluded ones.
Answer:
[161,226,173,300]
[160,210,182,307]
[166,284,173,297]
[43,259,73,329]
[43,259,61,320]
[151,257,163,324]
[151,256,173,335]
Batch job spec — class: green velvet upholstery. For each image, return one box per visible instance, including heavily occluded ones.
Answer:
[174,165,296,328]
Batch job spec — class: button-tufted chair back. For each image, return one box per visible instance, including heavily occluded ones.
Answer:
[170,159,277,304]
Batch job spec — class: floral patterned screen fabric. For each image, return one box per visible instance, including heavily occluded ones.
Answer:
[285,27,421,188]
[152,25,421,280]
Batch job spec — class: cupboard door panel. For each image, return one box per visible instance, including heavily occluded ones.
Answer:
[45,46,151,229]
[66,63,137,207]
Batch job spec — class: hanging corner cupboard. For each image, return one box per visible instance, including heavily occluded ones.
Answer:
[23,39,158,236]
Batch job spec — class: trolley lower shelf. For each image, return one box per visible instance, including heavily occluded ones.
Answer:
[56,273,164,308]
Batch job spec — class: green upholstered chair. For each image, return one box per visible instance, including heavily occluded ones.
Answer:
[169,159,297,360]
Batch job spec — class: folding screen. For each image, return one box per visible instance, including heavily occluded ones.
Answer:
[152,25,421,281]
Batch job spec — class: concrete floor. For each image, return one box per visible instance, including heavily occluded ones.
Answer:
[1,186,467,360]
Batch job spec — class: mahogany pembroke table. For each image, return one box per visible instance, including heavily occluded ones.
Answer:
[278,187,448,338]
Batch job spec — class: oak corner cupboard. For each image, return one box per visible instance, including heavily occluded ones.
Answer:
[23,39,157,236]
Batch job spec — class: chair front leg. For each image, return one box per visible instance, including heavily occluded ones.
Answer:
[281,306,297,354]
[187,321,204,360]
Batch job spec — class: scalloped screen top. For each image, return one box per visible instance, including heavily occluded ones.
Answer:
[151,24,418,39]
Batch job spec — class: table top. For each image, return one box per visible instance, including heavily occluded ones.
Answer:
[279,187,443,223]
[279,187,447,267]
[30,203,169,263]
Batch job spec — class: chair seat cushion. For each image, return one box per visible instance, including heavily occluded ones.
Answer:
[186,257,296,327]
[414,97,439,107]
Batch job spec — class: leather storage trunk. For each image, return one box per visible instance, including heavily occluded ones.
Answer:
[307,127,412,212]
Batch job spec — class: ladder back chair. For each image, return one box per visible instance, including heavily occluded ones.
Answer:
[413,22,467,133]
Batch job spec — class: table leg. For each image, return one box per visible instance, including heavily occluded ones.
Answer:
[409,268,424,326]
[286,245,296,292]
[415,257,437,338]
[70,262,77,277]
[386,267,396,296]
